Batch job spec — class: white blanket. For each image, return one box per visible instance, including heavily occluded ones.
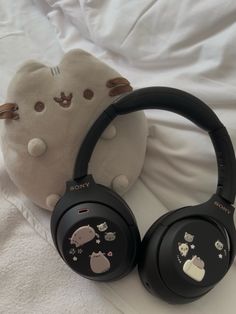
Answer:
[1,0,236,313]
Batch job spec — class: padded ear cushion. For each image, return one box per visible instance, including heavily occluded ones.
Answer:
[138,208,230,304]
[140,210,173,248]
[96,183,138,224]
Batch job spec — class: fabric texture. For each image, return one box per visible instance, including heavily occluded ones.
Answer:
[1,49,147,210]
[1,0,236,313]
[0,167,122,314]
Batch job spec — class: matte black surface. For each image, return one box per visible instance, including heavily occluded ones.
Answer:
[138,221,205,304]
[51,175,138,247]
[73,113,114,179]
[138,195,236,303]
[73,87,236,204]
[159,219,229,296]
[56,203,140,281]
[209,127,236,203]
[51,87,236,304]
[112,87,221,129]
[51,175,141,281]
[161,194,236,265]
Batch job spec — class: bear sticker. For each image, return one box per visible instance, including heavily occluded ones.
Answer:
[104,232,116,242]
[184,232,194,243]
[97,222,108,232]
[183,256,205,282]
[178,243,189,257]
[70,225,98,247]
[90,251,111,274]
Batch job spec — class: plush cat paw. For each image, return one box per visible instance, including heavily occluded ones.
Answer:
[112,175,129,194]
[101,124,117,140]
[28,138,47,157]
[46,194,61,211]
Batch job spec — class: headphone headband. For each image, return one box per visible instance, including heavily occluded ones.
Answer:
[74,87,236,204]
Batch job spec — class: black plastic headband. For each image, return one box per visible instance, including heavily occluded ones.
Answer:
[73,87,236,204]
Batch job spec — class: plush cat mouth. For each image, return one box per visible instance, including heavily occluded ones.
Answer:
[58,100,71,108]
[0,103,19,120]
[54,92,73,108]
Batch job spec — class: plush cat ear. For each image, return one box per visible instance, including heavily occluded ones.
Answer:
[106,77,133,96]
[16,60,46,74]
[0,103,19,120]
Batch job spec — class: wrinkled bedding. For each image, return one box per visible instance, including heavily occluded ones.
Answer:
[0,0,236,313]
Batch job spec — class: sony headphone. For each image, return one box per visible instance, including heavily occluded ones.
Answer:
[51,87,236,304]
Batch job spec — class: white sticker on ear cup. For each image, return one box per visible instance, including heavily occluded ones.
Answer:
[70,225,96,247]
[178,243,189,257]
[90,251,111,274]
[215,240,224,250]
[183,256,205,282]
[97,222,108,232]
[184,232,194,242]
[104,232,116,241]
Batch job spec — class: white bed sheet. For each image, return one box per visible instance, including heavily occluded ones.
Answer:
[40,0,236,208]
[1,0,236,313]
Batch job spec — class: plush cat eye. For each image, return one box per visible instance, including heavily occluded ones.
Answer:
[34,101,45,112]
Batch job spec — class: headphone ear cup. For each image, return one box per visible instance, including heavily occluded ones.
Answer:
[140,210,173,248]
[52,180,141,281]
[96,183,138,226]
[138,207,231,304]
[138,210,189,304]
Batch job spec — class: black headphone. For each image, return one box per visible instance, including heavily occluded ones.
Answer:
[51,87,236,304]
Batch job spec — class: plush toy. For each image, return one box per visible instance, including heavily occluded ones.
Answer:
[0,49,147,210]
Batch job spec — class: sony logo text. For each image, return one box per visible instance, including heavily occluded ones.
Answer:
[70,182,90,191]
[214,201,231,215]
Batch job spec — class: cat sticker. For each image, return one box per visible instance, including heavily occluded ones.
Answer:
[184,232,194,243]
[215,240,224,250]
[104,232,116,241]
[178,243,189,257]
[97,222,108,232]
[90,251,111,274]
[183,256,205,282]
[70,225,98,247]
